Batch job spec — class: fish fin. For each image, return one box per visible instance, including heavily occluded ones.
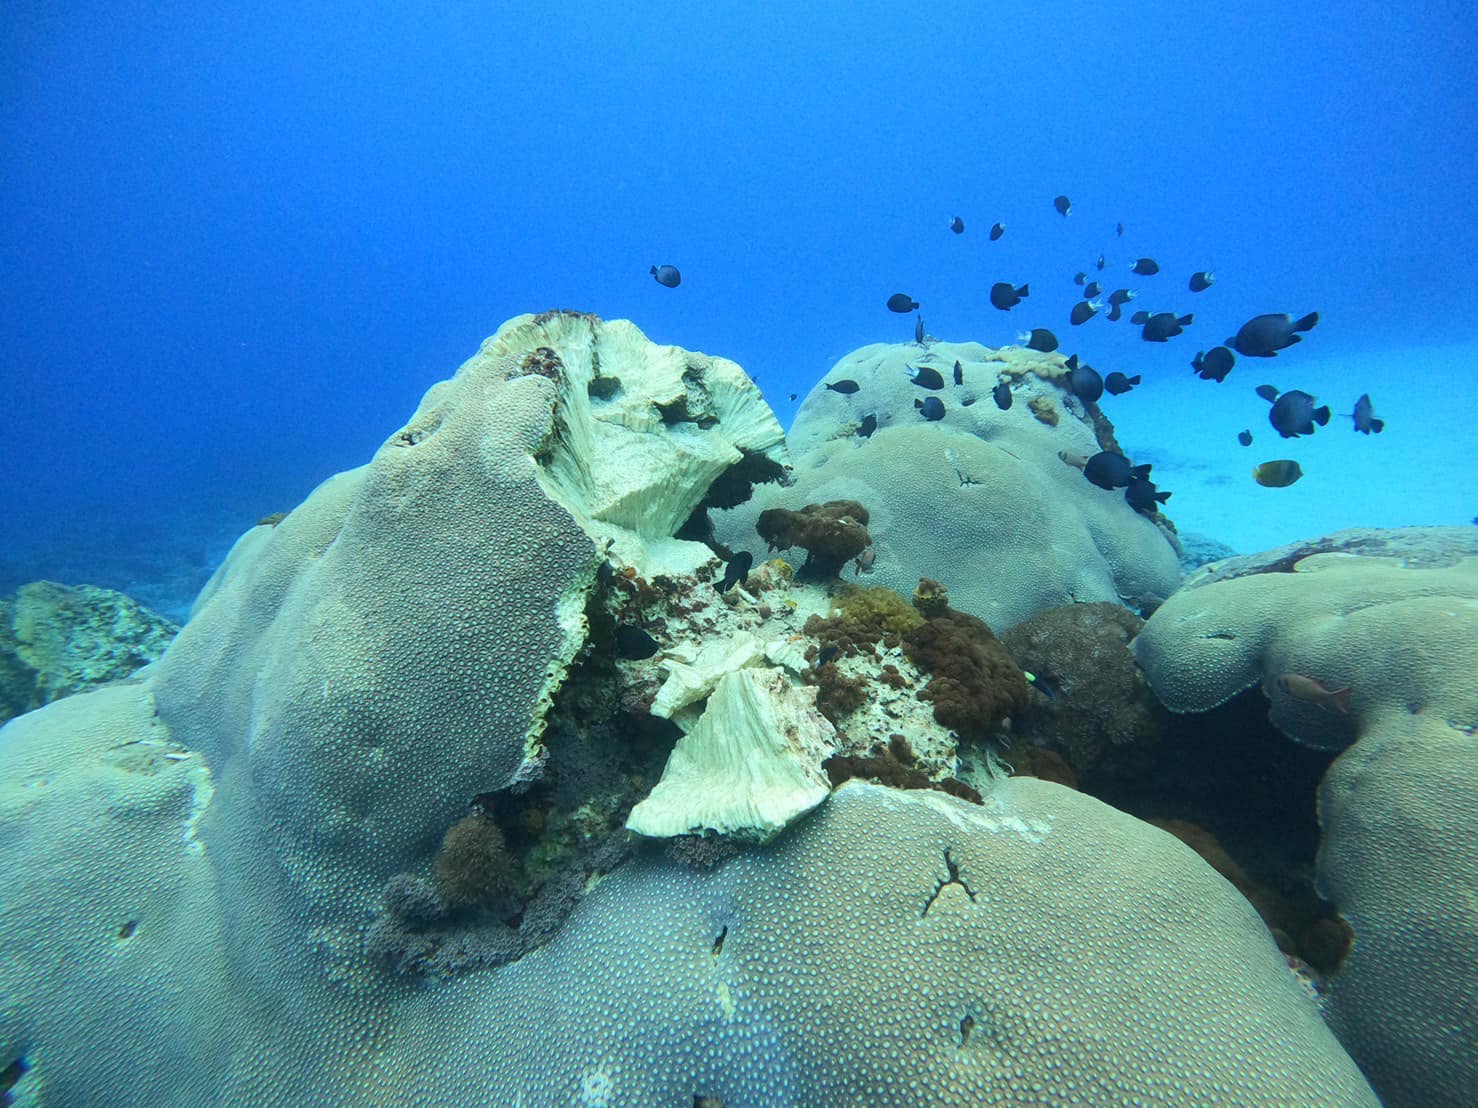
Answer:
[649,265,657,274]
[1130,463,1153,479]
[1065,354,1079,369]
[914,398,923,409]
[1089,300,1103,310]
[1128,375,1141,385]
[1179,313,1194,325]
[1372,419,1385,433]
[1018,283,1030,297]
[1294,311,1319,332]
[1315,406,1331,426]
[1328,687,1353,715]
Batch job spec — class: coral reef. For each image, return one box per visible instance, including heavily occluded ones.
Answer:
[714,339,1181,629]
[0,580,177,725]
[1134,525,1478,1106]
[755,498,870,577]
[1000,601,1167,775]
[903,596,1028,742]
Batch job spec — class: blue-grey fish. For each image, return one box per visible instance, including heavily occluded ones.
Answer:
[1130,258,1159,275]
[949,215,965,234]
[887,292,919,313]
[1125,474,1171,514]
[1104,371,1140,395]
[1350,393,1385,434]
[1054,194,1072,216]
[990,221,1006,240]
[993,380,1012,410]
[1227,312,1319,357]
[1189,271,1215,292]
[858,412,878,438]
[953,360,964,386]
[1237,429,1253,446]
[1068,363,1104,402]
[650,264,681,288]
[914,315,926,344]
[825,379,860,394]
[1084,281,1103,299]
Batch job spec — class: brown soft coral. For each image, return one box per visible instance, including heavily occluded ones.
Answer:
[433,813,514,905]
[756,499,871,577]
[904,599,1028,741]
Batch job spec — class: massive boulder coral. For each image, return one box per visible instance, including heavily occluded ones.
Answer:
[398,780,1376,1104]
[1132,525,1478,1107]
[0,313,788,1105]
[714,341,1182,629]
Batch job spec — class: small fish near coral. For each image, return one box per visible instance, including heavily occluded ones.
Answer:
[1276,673,1353,715]
[1253,459,1303,487]
[887,292,919,313]
[907,364,946,390]
[990,282,1030,311]
[716,550,753,593]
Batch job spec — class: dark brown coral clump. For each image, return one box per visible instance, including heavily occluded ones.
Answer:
[433,813,514,905]
[904,597,1028,742]
[757,499,870,577]
[1000,601,1168,778]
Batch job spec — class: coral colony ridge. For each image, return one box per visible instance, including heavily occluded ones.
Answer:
[2,311,1472,1106]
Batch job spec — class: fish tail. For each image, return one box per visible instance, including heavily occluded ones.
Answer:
[1328,687,1353,715]
[1294,311,1320,332]
[1315,406,1331,426]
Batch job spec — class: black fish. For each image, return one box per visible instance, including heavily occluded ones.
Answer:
[1107,288,1135,306]
[949,215,965,234]
[1104,372,1140,395]
[1068,363,1104,403]
[1124,474,1171,515]
[816,644,842,667]
[858,412,878,438]
[887,292,919,313]
[914,315,926,344]
[1106,304,1122,322]
[717,550,753,593]
[1237,429,1253,446]
[650,264,681,288]
[1227,312,1319,357]
[1268,389,1331,438]
[1141,312,1193,342]
[1070,300,1101,326]
[953,360,964,386]
[1191,346,1235,382]
[1054,194,1072,216]
[990,221,1006,241]
[1022,328,1059,353]
[1083,451,1150,490]
[993,380,1012,410]
[1351,393,1385,434]
[1116,222,1124,237]
[788,392,797,401]
[1189,271,1215,292]
[1130,258,1160,275]
[1084,281,1102,298]
[1255,384,1280,402]
[990,281,1030,310]
[915,396,946,421]
[825,379,860,394]
[1096,254,1105,271]
[1130,309,1151,325]
[615,624,660,660]
[960,396,977,407]
[1065,353,1080,370]
[908,364,945,390]
[1073,272,1087,286]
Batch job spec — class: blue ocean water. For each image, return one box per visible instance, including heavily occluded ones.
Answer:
[3,1,1476,617]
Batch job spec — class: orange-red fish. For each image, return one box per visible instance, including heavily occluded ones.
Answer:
[1276,673,1352,715]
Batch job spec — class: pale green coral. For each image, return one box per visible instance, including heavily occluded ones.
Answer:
[1133,526,1478,1106]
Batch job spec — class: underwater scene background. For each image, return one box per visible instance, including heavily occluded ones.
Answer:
[2,3,1475,1107]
